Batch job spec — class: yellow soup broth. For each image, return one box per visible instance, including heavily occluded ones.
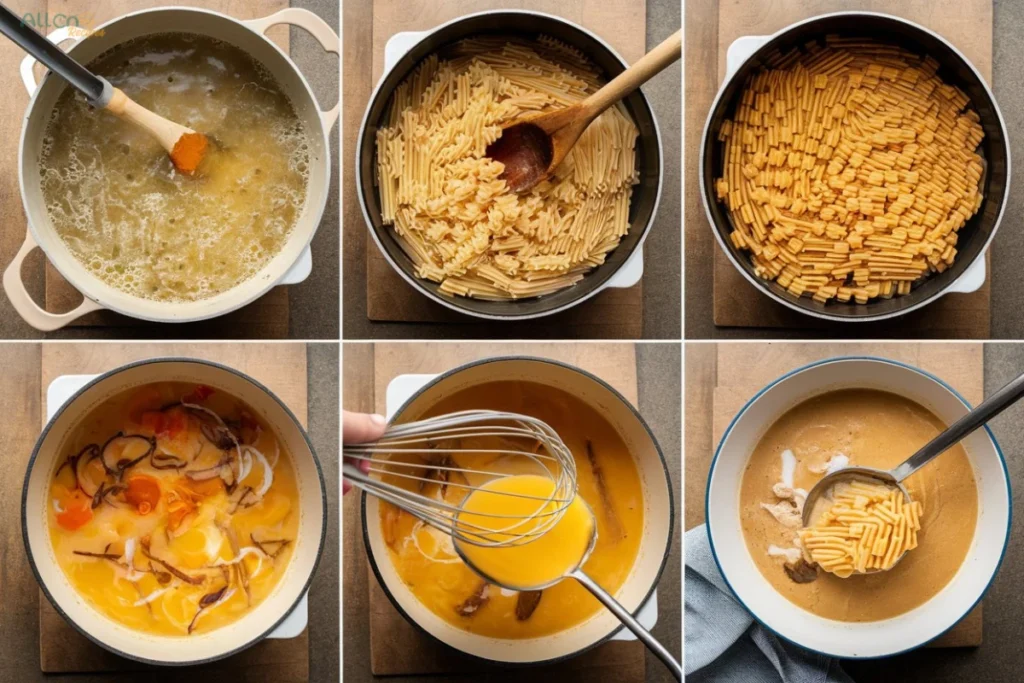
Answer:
[378,381,644,638]
[40,34,310,302]
[47,382,299,636]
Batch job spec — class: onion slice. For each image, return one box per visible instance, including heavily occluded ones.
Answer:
[133,587,169,607]
[211,546,266,577]
[100,433,155,477]
[183,402,243,492]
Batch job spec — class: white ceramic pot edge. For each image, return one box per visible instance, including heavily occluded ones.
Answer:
[705,356,1012,659]
[7,6,339,330]
[699,11,1011,323]
[356,10,663,320]
[22,357,329,666]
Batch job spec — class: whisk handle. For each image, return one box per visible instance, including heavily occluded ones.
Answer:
[570,570,682,680]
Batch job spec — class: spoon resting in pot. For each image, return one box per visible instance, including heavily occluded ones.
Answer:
[486,29,681,194]
[801,370,1024,572]
[0,3,208,174]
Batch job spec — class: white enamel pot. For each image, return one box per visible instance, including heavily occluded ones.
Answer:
[22,358,327,665]
[706,357,1011,658]
[3,7,339,331]
[361,357,674,664]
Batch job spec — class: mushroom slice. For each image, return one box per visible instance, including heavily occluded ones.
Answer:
[188,585,234,634]
[151,452,188,470]
[201,423,236,451]
[73,444,104,497]
[515,590,543,620]
[455,581,490,617]
[784,559,819,584]
[101,434,156,477]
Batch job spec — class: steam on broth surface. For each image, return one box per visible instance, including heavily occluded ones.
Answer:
[48,383,299,636]
[378,381,644,638]
[39,34,310,302]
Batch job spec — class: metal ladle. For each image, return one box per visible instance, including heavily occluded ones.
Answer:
[454,498,682,681]
[801,371,1024,569]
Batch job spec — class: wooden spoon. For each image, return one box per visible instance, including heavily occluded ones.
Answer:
[0,4,208,175]
[486,30,681,193]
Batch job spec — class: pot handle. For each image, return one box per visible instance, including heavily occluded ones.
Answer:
[2,231,103,331]
[243,8,340,134]
[20,26,82,96]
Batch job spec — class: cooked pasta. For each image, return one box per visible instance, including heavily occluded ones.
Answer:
[715,36,985,304]
[375,37,639,300]
[799,479,922,578]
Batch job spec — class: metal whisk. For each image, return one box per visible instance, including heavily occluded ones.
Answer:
[342,410,578,548]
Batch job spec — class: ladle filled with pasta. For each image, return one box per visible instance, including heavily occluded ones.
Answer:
[801,370,1024,576]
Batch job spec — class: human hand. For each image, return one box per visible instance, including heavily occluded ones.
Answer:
[342,410,386,494]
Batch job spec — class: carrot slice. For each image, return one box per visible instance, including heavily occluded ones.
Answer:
[124,474,161,514]
[57,490,93,531]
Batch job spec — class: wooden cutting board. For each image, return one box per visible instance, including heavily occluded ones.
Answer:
[707,0,993,337]
[14,0,292,336]
[37,342,312,678]
[359,0,645,337]
[347,342,648,680]
[687,342,983,647]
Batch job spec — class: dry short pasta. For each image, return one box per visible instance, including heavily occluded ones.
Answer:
[799,480,922,578]
[715,36,985,304]
[375,37,639,300]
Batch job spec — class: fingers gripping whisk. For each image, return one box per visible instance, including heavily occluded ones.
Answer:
[342,410,577,548]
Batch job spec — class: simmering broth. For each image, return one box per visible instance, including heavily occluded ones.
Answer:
[47,383,299,636]
[39,34,310,302]
[378,381,644,639]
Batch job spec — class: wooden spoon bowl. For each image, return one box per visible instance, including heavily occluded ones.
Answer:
[487,29,681,193]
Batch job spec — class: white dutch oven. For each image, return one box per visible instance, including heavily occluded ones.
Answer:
[23,358,327,665]
[2,7,339,331]
[362,357,675,664]
[706,357,1011,658]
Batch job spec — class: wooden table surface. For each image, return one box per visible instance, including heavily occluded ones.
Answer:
[342,343,682,683]
[0,342,339,682]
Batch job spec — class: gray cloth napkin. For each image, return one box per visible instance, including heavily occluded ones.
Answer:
[685,525,854,683]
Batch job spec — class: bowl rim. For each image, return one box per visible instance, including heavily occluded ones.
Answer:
[17,6,333,324]
[355,9,664,321]
[704,355,1013,659]
[21,356,328,667]
[699,10,1012,323]
[359,355,676,666]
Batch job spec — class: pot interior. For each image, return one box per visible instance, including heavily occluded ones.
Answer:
[703,13,1009,321]
[21,9,330,321]
[359,12,662,319]
[363,358,672,663]
[23,359,325,665]
[707,358,1009,657]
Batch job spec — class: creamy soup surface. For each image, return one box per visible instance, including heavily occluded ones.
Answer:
[740,389,978,622]
[379,381,644,639]
[48,383,298,636]
[40,34,310,303]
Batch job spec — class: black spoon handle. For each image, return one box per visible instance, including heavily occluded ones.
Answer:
[0,3,107,104]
